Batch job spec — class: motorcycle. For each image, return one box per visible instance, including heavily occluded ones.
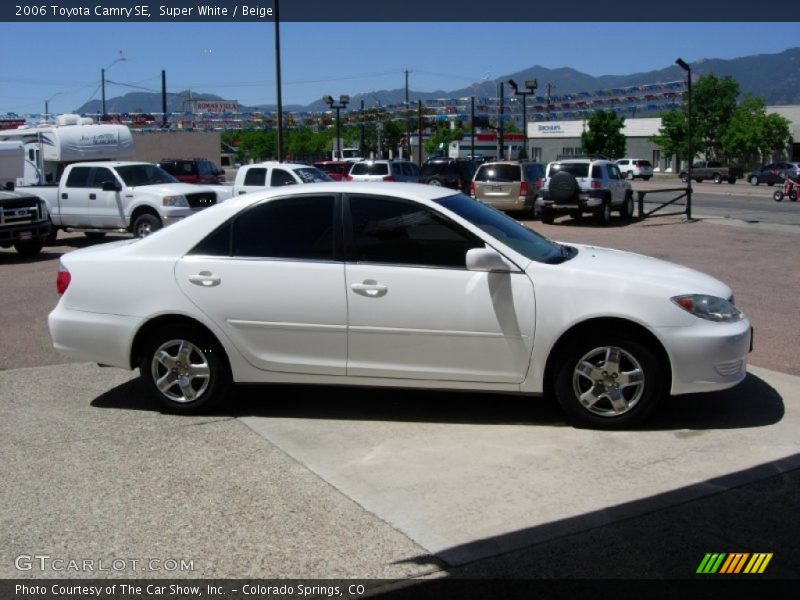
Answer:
[772,172,799,202]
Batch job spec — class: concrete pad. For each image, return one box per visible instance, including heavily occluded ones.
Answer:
[238,366,800,565]
[0,364,433,579]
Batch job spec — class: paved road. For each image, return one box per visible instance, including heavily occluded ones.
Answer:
[632,179,800,226]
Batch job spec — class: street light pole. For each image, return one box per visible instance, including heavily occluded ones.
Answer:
[676,58,692,220]
[274,0,284,162]
[508,79,538,159]
[44,92,63,123]
[101,53,126,118]
[324,95,350,160]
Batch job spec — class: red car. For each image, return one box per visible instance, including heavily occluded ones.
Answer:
[313,160,351,181]
[158,158,226,184]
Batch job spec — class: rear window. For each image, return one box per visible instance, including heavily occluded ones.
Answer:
[633,160,652,167]
[351,162,389,176]
[550,163,589,178]
[474,164,521,182]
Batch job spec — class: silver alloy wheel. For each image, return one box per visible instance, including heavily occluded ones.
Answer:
[571,346,645,417]
[150,339,211,403]
[428,179,442,186]
[137,221,154,237]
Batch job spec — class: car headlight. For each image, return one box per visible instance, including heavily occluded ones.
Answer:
[162,195,188,207]
[671,294,742,322]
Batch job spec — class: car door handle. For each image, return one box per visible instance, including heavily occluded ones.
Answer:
[61,193,68,199]
[89,193,96,200]
[188,271,221,287]
[351,280,387,297]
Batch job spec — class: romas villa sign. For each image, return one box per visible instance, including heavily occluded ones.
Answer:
[191,101,240,114]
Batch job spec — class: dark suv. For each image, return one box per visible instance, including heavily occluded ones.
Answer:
[158,158,225,184]
[420,158,478,193]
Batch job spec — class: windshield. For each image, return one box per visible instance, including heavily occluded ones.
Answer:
[295,167,333,183]
[436,193,568,264]
[116,164,178,186]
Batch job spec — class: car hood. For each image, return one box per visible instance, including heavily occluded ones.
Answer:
[556,243,732,298]
[126,183,214,195]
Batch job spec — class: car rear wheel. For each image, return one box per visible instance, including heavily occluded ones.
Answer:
[713,173,722,184]
[750,176,759,186]
[14,240,44,256]
[139,324,231,414]
[620,193,634,219]
[540,206,555,224]
[554,333,664,429]
[626,171,634,180]
[428,178,442,186]
[594,199,611,226]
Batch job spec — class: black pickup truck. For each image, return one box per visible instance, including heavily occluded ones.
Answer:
[679,161,744,184]
[0,190,51,256]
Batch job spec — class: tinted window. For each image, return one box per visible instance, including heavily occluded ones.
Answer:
[65,167,91,187]
[116,164,177,186]
[90,167,116,188]
[351,162,389,176]
[524,164,544,180]
[232,196,335,260]
[295,167,332,183]
[436,194,564,264]
[550,163,589,178]
[349,196,482,268]
[271,169,297,186]
[243,168,267,186]
[591,165,603,179]
[474,164,521,182]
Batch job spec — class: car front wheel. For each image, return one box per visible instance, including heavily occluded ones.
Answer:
[750,176,759,186]
[139,324,231,414]
[594,199,611,225]
[554,334,664,429]
[132,213,162,238]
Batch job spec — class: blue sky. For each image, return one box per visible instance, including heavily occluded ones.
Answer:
[0,22,797,115]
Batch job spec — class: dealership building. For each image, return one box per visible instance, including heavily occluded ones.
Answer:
[526,107,800,170]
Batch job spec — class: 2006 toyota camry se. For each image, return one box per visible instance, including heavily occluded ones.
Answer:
[49,182,752,429]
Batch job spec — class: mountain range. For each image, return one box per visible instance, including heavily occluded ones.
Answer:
[76,47,800,115]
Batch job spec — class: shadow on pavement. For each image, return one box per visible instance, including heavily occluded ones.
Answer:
[91,372,783,431]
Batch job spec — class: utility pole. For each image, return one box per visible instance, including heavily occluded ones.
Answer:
[360,99,365,156]
[471,96,475,160]
[417,99,423,165]
[498,82,504,160]
[161,70,168,129]
[546,83,555,121]
[404,69,410,159]
[274,0,284,162]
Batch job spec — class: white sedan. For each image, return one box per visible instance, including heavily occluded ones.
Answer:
[49,182,752,429]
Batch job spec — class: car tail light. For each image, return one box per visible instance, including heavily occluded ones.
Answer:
[469,181,475,197]
[591,180,603,189]
[345,175,353,181]
[382,176,396,182]
[519,181,529,197]
[56,262,71,295]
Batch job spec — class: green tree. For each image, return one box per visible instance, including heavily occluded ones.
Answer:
[721,95,792,164]
[581,110,626,158]
[692,74,739,160]
[424,125,463,156]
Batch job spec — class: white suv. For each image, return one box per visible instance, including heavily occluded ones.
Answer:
[616,158,653,181]
[539,158,634,225]
[347,160,420,183]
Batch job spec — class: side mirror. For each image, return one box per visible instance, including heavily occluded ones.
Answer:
[101,180,121,192]
[466,247,512,273]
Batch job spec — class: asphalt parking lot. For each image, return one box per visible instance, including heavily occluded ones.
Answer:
[1,212,799,585]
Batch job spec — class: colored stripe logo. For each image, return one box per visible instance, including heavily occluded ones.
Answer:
[696,553,773,574]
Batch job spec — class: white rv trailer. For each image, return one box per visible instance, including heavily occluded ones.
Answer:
[0,114,133,186]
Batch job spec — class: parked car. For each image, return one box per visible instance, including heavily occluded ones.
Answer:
[347,160,420,182]
[747,162,800,186]
[539,157,633,225]
[679,161,743,184]
[616,158,653,180]
[158,158,226,185]
[49,183,751,430]
[313,160,351,181]
[0,190,51,255]
[229,162,332,197]
[420,157,478,193]
[470,160,544,215]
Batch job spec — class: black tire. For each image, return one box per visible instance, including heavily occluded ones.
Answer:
[620,192,634,219]
[84,231,107,240]
[427,178,443,187]
[774,191,784,202]
[727,177,736,184]
[695,178,704,183]
[14,240,44,256]
[749,176,759,186]
[680,173,689,183]
[554,332,665,429]
[132,213,162,238]
[45,222,58,245]
[138,323,231,414]
[713,173,722,184]
[626,171,634,180]
[540,206,555,225]
[790,189,798,202]
[594,198,611,226]
[548,171,579,202]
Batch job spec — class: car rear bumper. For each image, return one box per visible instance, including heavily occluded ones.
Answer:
[48,304,141,369]
[477,196,534,211]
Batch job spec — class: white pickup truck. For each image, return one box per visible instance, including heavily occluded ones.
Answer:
[212,162,332,201]
[17,161,219,239]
